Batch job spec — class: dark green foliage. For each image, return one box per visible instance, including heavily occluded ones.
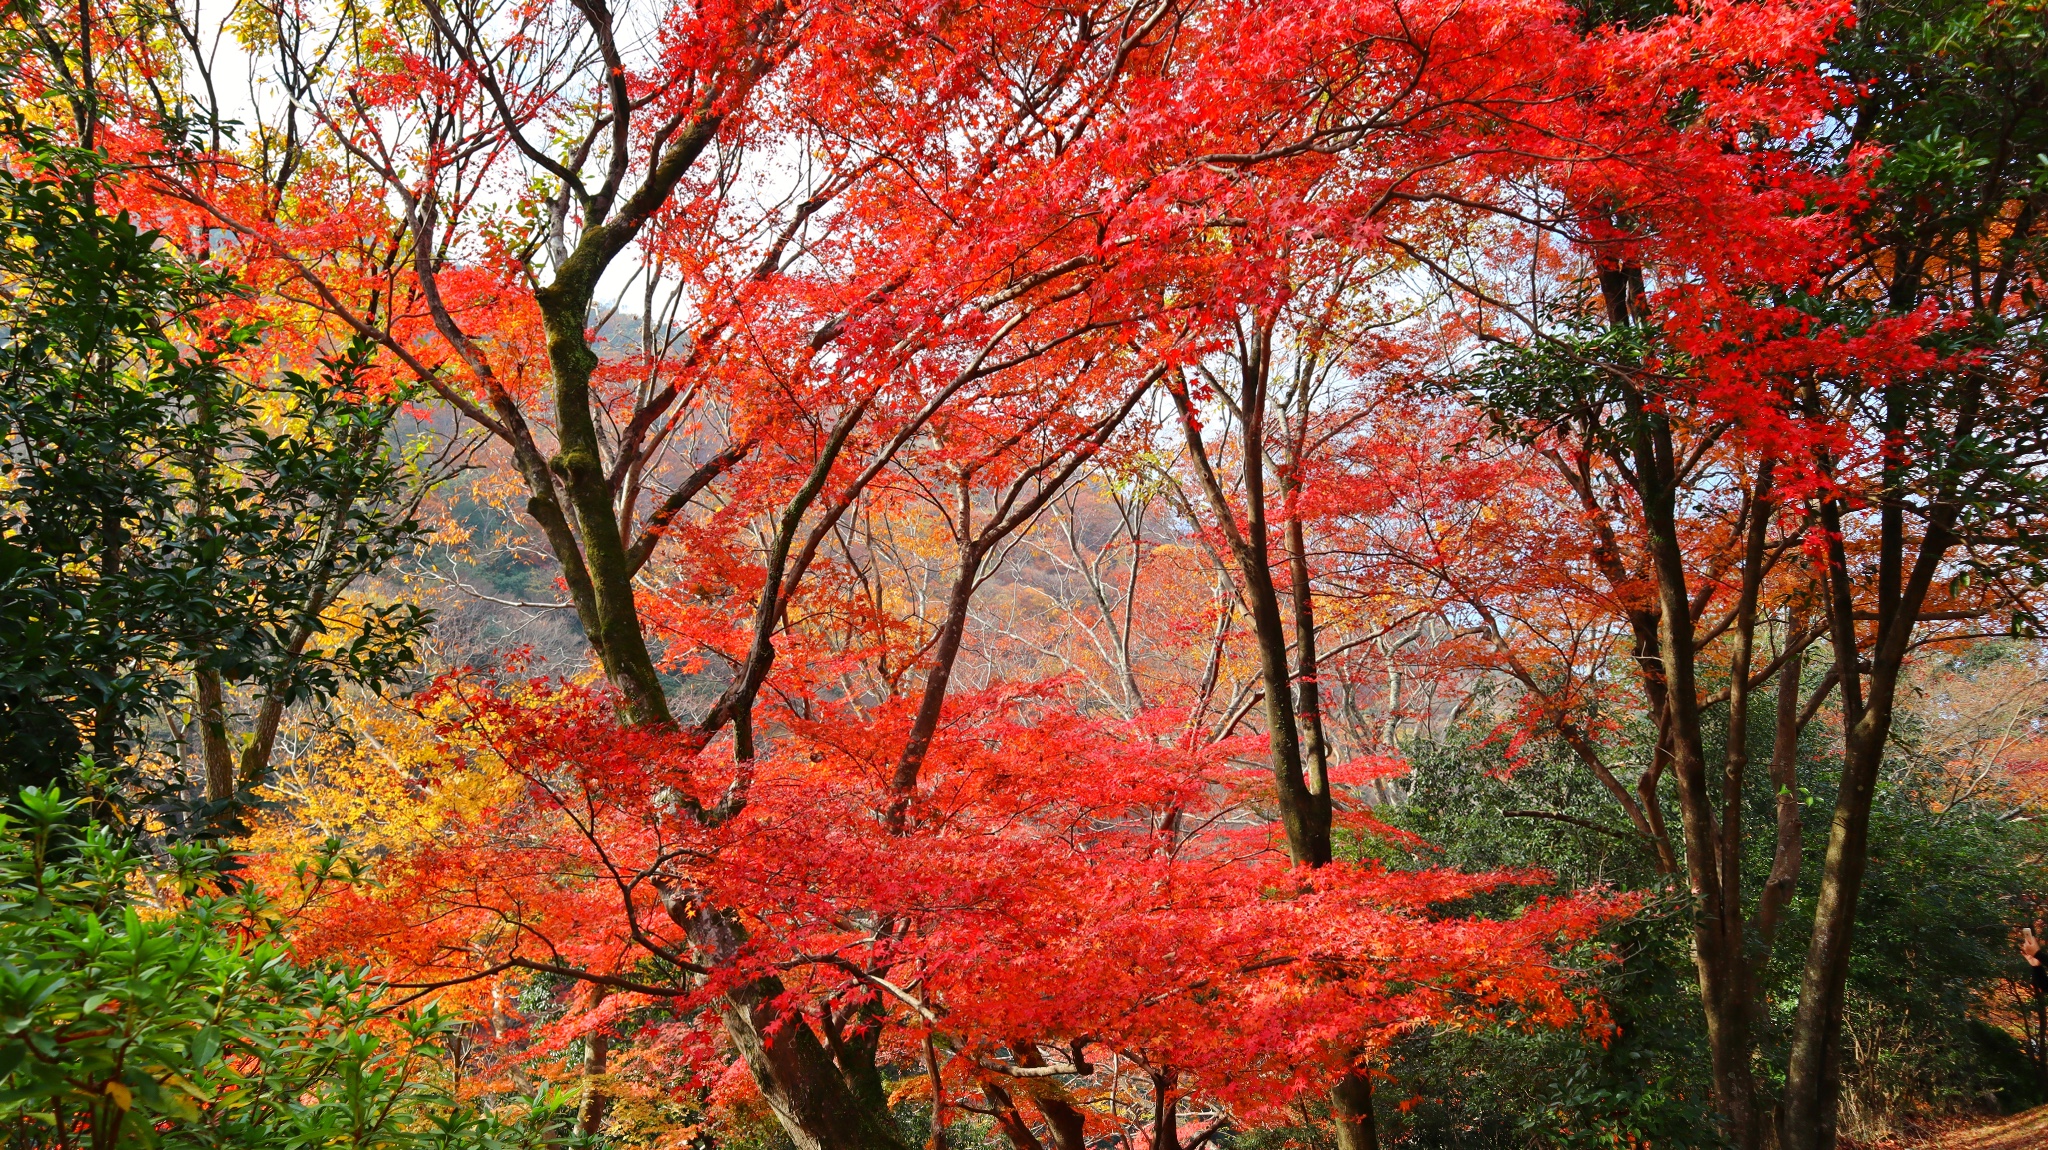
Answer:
[1379,744,1724,1150]
[0,146,227,788]
[1847,0,2048,254]
[1836,0,2048,586]
[0,138,434,807]
[0,787,584,1149]
[1373,697,2047,1148]
[182,346,436,705]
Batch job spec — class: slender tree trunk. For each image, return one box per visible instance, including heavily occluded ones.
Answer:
[1148,1070,1179,1150]
[1285,510,1330,802]
[195,668,234,804]
[1750,641,1807,959]
[1279,527,1368,1135]
[1781,728,1884,1150]
[236,610,327,788]
[889,538,984,823]
[577,985,610,1138]
[1780,485,1952,1148]
[1174,324,1362,1138]
[924,1033,949,1150]
[1170,337,1328,866]
[1247,553,1327,864]
[191,385,233,807]
[1598,276,1798,1150]
[1713,470,1778,1150]
[1632,412,1763,1150]
[238,691,288,788]
[534,280,674,726]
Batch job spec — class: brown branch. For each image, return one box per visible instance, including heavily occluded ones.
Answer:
[625,438,755,575]
[1501,809,1640,841]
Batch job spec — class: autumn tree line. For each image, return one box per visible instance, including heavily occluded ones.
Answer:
[1,0,2044,1146]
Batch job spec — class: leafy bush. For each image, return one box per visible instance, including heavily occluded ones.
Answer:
[0,787,581,1149]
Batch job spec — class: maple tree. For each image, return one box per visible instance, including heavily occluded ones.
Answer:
[1309,0,2048,1143]
[140,0,1702,1141]
[262,672,1624,1147]
[1146,4,1942,1142]
[4,0,2035,1145]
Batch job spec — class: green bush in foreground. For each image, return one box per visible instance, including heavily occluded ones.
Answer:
[0,787,580,1149]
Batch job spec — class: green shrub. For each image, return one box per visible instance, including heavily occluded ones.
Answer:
[0,787,581,1149]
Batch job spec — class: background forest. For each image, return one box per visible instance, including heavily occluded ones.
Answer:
[2,0,2045,1147]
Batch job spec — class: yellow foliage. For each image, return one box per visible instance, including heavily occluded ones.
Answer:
[246,688,524,860]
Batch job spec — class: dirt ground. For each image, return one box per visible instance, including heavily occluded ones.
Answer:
[1915,1106,2048,1150]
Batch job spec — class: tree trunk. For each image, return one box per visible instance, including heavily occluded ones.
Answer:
[577,985,610,1138]
[1631,411,1763,1150]
[822,1002,893,1119]
[1779,477,1953,1147]
[1148,1070,1179,1150]
[238,691,287,789]
[1247,553,1328,865]
[534,278,675,726]
[195,669,235,804]
[723,977,913,1150]
[1168,344,1328,867]
[1751,643,1806,955]
[1330,1070,1378,1150]
[889,538,985,823]
[1779,728,1883,1150]
[668,895,912,1150]
[982,1079,1047,1150]
[1285,509,1330,804]
[236,613,326,789]
[1010,1040,1088,1150]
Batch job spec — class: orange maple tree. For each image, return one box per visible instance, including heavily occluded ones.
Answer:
[11,0,1954,1145]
